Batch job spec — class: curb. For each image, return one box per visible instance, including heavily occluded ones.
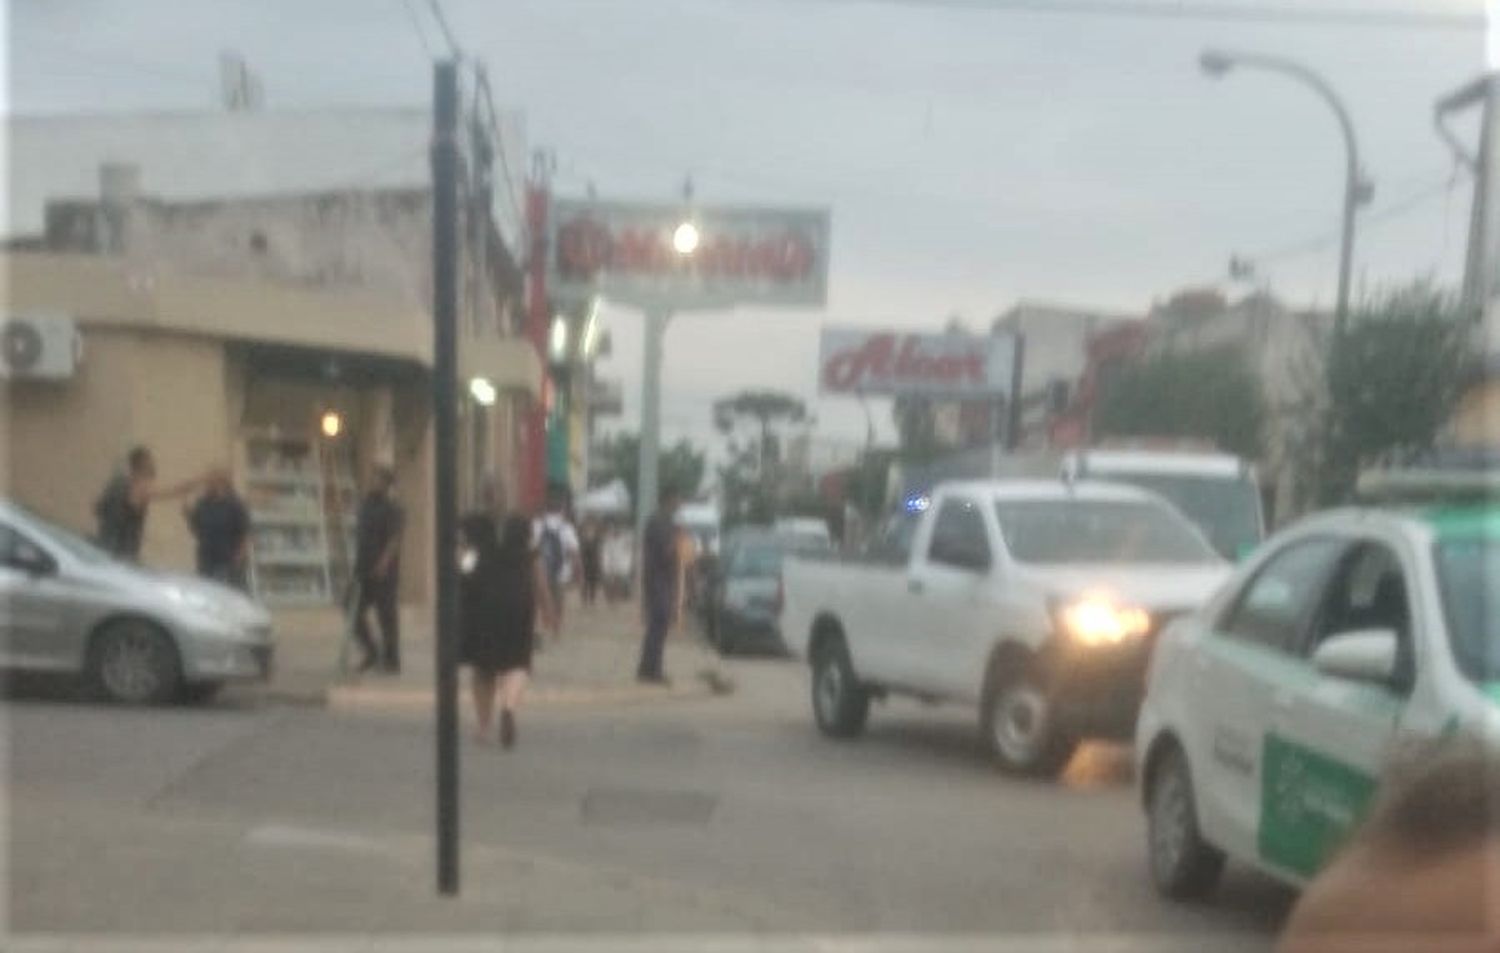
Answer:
[324,669,734,715]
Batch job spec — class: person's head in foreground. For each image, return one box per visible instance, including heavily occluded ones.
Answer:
[1278,739,1500,953]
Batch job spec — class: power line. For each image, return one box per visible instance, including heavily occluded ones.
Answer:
[425,0,463,57]
[398,0,435,59]
[799,0,1483,31]
[1248,172,1467,267]
[475,65,525,233]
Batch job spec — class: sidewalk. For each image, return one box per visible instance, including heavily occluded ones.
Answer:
[261,599,733,713]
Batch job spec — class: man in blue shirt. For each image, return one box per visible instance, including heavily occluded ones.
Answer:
[636,486,682,685]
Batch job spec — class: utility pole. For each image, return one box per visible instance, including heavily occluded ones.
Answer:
[636,308,668,541]
[430,58,461,898]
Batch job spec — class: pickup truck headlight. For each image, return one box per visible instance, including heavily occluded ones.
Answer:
[1056,595,1151,648]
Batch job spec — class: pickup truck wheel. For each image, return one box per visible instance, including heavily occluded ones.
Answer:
[812,640,869,738]
[1147,745,1225,900]
[982,667,1076,776]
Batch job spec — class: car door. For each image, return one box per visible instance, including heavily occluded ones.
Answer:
[1259,540,1414,880]
[905,495,995,695]
[0,522,72,670]
[1189,535,1348,863]
[848,508,925,684]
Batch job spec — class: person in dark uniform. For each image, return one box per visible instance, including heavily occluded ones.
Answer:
[353,466,404,674]
[460,513,555,749]
[636,486,682,685]
[184,468,250,589]
[95,446,202,561]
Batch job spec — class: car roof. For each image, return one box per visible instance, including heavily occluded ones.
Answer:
[1281,503,1500,541]
[939,478,1159,503]
[1071,449,1247,478]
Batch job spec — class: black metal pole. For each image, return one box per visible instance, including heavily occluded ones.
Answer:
[1005,334,1027,451]
[431,59,461,898]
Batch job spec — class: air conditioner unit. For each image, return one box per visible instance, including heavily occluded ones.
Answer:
[0,315,82,381]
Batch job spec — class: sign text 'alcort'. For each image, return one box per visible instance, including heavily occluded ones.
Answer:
[549,198,830,309]
[819,328,1016,397]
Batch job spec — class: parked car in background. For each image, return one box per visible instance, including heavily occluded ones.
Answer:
[782,480,1230,775]
[773,516,833,548]
[1136,475,1499,901]
[0,500,274,704]
[703,528,833,656]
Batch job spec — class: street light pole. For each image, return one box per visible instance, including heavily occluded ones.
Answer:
[635,307,668,543]
[1201,49,1370,335]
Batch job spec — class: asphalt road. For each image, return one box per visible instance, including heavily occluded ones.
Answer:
[5,654,1295,947]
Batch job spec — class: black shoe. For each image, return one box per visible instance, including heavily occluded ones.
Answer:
[637,674,672,688]
[499,710,516,749]
[356,655,378,674]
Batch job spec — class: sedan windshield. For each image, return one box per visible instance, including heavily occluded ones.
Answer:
[1435,537,1500,685]
[994,498,1220,565]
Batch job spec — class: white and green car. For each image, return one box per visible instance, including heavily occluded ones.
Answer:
[1135,500,1498,899]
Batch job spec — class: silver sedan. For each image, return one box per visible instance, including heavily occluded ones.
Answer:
[0,500,274,704]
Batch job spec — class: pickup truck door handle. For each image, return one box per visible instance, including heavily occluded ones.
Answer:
[907,578,924,595]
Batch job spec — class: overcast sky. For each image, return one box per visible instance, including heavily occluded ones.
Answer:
[5,0,1488,454]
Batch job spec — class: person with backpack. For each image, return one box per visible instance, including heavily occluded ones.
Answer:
[532,485,581,638]
[95,446,204,561]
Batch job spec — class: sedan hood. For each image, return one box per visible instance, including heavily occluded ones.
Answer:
[1015,562,1231,614]
[85,560,270,629]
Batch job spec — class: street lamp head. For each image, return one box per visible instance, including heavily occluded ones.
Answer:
[673,221,700,256]
[1199,50,1235,78]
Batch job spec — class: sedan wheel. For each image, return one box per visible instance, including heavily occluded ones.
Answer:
[1147,746,1225,899]
[91,621,180,705]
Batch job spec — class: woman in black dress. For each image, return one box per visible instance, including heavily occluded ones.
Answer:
[461,513,555,748]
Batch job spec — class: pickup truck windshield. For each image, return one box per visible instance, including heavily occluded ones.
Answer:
[994,499,1219,565]
[1435,537,1499,686]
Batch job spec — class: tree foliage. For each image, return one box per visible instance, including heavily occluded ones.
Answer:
[713,389,809,525]
[1313,282,1475,502]
[1093,346,1267,460]
[592,431,706,505]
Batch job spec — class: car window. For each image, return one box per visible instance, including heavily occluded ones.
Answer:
[732,543,782,578]
[0,523,52,571]
[1306,542,1415,692]
[867,510,919,566]
[1220,537,1346,655]
[928,497,990,569]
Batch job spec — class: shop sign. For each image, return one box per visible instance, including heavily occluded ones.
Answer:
[550,198,830,309]
[819,328,1016,397]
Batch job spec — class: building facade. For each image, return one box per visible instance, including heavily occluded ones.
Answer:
[2,110,540,608]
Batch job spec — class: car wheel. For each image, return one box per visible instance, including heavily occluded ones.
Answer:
[178,681,225,705]
[89,619,181,705]
[1147,745,1226,900]
[714,609,739,657]
[811,638,869,738]
[981,662,1076,776]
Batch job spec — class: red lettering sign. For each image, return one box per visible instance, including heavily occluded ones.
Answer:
[554,215,816,285]
[821,332,997,395]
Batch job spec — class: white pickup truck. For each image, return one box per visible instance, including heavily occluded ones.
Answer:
[782,480,1232,775]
